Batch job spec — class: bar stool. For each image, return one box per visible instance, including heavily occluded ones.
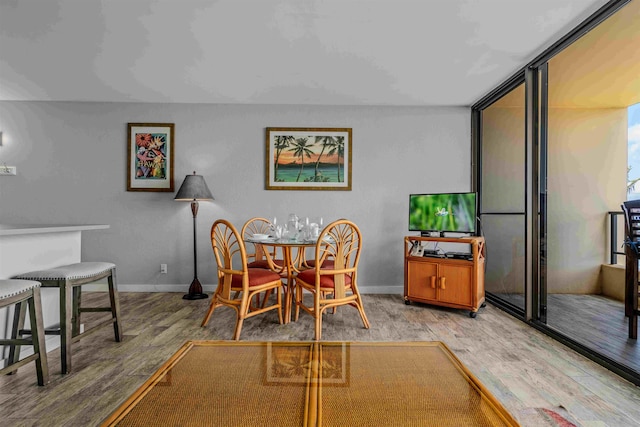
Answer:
[13,262,123,374]
[0,280,49,386]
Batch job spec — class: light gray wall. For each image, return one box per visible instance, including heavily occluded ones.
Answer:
[0,101,471,293]
[547,106,627,294]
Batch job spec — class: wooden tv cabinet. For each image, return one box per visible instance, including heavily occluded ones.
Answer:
[404,235,485,317]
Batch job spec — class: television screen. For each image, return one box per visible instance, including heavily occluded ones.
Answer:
[409,192,477,234]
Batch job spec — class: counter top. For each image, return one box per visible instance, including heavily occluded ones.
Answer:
[0,224,109,236]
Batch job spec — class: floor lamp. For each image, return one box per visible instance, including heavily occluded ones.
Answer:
[175,171,214,300]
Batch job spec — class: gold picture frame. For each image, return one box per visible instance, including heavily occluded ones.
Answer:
[266,127,352,191]
[127,123,175,192]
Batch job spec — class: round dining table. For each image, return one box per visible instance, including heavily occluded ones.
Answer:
[244,236,317,323]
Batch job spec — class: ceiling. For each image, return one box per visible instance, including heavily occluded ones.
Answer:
[490,0,639,109]
[0,0,612,107]
[549,0,640,108]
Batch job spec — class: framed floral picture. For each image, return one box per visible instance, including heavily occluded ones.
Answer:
[265,127,352,191]
[127,123,175,192]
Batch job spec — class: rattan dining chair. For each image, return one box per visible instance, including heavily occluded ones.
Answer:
[294,219,370,340]
[241,217,285,272]
[202,219,284,340]
[241,217,288,309]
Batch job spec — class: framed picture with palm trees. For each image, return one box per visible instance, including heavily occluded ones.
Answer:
[265,127,352,190]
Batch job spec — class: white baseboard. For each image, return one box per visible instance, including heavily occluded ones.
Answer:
[83,283,403,294]
[82,283,218,293]
[358,285,403,294]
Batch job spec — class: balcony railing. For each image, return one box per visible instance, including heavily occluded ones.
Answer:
[609,210,625,265]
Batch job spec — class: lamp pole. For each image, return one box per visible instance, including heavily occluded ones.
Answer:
[184,197,207,299]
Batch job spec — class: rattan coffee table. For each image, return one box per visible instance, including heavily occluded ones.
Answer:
[102,341,519,426]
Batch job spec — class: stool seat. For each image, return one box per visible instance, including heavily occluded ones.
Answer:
[0,279,49,386]
[12,261,122,374]
[14,262,116,281]
[0,279,42,299]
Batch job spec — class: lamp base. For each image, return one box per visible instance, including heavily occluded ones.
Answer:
[183,293,209,300]
[183,277,209,300]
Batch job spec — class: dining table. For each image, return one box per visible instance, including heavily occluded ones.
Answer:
[244,235,318,324]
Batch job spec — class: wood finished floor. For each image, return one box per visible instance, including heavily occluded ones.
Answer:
[1,292,640,427]
[546,294,640,373]
[493,292,640,374]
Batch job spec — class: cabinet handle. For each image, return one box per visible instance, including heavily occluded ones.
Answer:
[430,276,436,289]
[440,277,446,290]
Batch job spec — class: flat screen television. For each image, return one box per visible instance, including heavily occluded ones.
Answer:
[409,192,477,236]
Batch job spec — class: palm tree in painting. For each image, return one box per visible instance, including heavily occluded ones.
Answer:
[327,136,345,182]
[274,135,295,181]
[289,137,314,182]
[312,136,336,181]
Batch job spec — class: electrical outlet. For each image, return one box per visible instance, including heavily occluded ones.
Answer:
[160,263,167,274]
[0,166,16,176]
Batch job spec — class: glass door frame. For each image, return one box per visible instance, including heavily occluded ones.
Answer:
[472,70,531,321]
[533,63,545,324]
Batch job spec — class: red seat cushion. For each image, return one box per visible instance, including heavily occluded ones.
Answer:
[304,259,335,269]
[231,268,281,288]
[297,268,352,289]
[247,259,284,269]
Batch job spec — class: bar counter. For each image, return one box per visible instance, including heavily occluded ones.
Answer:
[0,224,109,237]
[0,224,109,278]
[0,224,109,362]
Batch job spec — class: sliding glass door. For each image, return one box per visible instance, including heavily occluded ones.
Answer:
[536,0,636,374]
[474,0,640,384]
[478,81,527,316]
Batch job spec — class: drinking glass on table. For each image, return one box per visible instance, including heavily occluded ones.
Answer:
[274,225,283,240]
[287,214,298,227]
[310,223,320,239]
[300,217,310,240]
[310,217,323,238]
[284,223,296,240]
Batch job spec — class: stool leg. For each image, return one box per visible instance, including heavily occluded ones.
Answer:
[29,288,50,386]
[60,280,73,374]
[8,300,28,374]
[72,285,82,337]
[108,269,123,342]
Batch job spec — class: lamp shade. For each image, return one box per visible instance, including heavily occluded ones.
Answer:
[174,172,214,201]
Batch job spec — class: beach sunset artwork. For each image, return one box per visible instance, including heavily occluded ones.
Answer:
[266,127,352,191]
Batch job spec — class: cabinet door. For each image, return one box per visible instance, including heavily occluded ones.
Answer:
[438,264,473,306]
[407,261,438,301]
